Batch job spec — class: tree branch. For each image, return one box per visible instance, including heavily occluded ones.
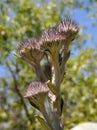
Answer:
[6,61,33,124]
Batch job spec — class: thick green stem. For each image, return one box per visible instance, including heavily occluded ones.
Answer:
[50,52,63,130]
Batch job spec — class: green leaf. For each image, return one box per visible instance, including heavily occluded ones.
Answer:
[35,116,51,130]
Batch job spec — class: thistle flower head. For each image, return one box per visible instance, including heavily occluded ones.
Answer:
[57,19,79,41]
[40,27,66,43]
[16,38,43,65]
[24,82,49,97]
[24,82,49,111]
[39,27,66,54]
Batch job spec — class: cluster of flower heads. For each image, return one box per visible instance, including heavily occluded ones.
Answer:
[16,20,79,129]
[17,18,79,104]
[17,19,79,63]
[17,18,79,97]
[16,19,79,129]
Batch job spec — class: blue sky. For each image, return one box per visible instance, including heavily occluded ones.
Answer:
[73,9,97,48]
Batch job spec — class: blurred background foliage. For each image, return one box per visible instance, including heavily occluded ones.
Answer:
[0,0,97,130]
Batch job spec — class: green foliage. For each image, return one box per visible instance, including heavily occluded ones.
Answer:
[61,49,97,129]
[0,0,97,130]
